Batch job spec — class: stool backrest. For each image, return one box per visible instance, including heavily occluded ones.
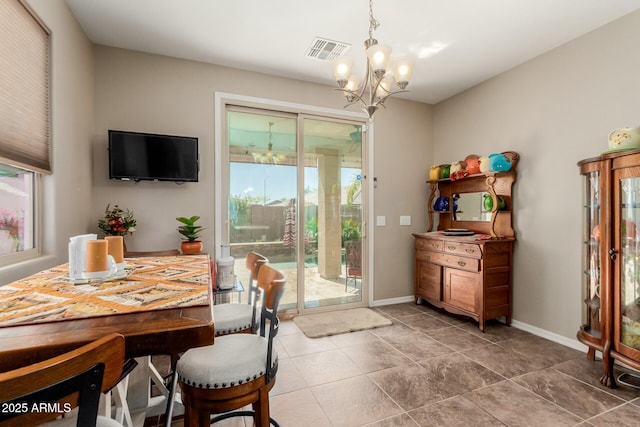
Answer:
[245,251,268,331]
[255,264,286,382]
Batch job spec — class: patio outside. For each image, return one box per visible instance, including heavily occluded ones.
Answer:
[217,255,362,310]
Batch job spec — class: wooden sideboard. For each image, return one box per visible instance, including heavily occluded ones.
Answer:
[413,232,514,331]
[415,153,518,331]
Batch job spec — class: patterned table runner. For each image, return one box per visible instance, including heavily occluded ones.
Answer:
[0,255,211,326]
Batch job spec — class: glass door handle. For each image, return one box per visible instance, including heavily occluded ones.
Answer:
[609,248,618,261]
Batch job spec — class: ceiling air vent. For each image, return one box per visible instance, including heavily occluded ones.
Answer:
[306,37,350,61]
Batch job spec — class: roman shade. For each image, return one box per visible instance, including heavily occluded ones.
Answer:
[0,0,51,174]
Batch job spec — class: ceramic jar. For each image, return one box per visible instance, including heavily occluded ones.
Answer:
[489,153,513,172]
[483,194,506,211]
[465,156,480,175]
[479,156,492,173]
[483,194,493,211]
[608,127,640,151]
[440,164,451,179]
[449,161,462,177]
[429,165,441,181]
[433,196,449,211]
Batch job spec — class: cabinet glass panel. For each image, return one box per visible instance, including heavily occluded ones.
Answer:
[620,177,640,350]
[582,171,601,337]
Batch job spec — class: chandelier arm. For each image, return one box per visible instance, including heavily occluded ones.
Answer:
[359,60,373,103]
[334,87,368,107]
[374,89,408,106]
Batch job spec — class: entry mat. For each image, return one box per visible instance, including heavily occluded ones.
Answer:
[293,307,392,338]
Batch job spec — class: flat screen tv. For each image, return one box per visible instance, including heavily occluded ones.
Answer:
[108,130,199,182]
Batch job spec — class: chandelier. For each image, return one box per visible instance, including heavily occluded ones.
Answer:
[252,122,283,164]
[332,0,414,118]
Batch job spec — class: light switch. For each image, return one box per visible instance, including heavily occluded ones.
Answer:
[376,216,386,226]
[400,215,411,226]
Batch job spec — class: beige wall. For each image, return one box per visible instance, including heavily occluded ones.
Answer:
[91,46,433,302]
[372,99,432,300]
[1,0,93,283]
[433,10,640,340]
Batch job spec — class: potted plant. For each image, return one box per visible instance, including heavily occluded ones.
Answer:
[177,215,204,255]
[341,219,362,246]
[98,204,136,236]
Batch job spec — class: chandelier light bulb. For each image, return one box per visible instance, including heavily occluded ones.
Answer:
[332,57,353,88]
[393,57,415,89]
[366,44,392,74]
[375,75,394,100]
[345,75,362,91]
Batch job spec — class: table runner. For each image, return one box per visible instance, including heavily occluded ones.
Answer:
[0,255,211,326]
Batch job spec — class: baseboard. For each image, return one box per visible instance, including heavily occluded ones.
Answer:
[372,296,587,353]
[510,319,586,352]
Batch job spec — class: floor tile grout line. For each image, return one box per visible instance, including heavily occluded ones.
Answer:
[502,377,590,423]
[364,369,418,425]
[580,400,640,425]
[456,394,509,427]
[551,364,633,402]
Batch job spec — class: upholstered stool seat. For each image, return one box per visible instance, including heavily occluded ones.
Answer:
[212,304,257,336]
[178,334,277,390]
[213,252,267,337]
[177,264,286,427]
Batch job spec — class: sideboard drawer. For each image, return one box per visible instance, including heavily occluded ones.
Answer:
[441,254,480,272]
[443,242,482,259]
[415,238,443,252]
[416,250,446,264]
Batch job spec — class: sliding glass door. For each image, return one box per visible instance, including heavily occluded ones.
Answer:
[301,117,364,310]
[224,106,366,313]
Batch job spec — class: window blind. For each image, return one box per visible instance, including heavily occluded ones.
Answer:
[0,0,51,174]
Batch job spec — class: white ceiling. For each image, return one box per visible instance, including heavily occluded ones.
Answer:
[65,0,640,105]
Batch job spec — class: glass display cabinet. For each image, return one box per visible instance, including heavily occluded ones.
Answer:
[577,163,603,360]
[578,149,640,388]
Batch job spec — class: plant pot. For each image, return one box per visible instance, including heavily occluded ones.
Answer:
[181,241,203,255]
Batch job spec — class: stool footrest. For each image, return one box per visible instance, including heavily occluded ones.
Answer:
[210,410,280,426]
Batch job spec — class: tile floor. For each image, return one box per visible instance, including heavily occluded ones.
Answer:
[162,302,640,426]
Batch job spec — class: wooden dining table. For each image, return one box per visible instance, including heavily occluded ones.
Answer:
[0,254,215,426]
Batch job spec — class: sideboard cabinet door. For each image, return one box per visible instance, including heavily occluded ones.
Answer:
[444,267,479,314]
[416,255,442,301]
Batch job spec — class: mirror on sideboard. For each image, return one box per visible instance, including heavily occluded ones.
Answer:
[452,192,492,222]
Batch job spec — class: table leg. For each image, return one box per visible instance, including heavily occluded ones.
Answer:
[126,357,181,425]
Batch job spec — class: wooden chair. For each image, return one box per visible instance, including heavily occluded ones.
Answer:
[344,240,362,291]
[177,264,287,427]
[0,333,126,427]
[212,251,268,336]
